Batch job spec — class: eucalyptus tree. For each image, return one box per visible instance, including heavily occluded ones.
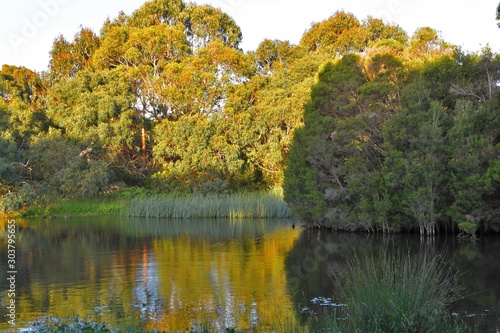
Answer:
[46,68,139,176]
[48,27,100,81]
[45,0,248,180]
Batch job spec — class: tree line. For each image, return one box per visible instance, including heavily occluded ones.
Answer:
[1,0,499,234]
[284,37,500,235]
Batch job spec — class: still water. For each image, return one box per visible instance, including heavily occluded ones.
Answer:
[0,216,499,332]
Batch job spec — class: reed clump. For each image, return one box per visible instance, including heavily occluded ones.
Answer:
[327,251,466,333]
[122,192,293,219]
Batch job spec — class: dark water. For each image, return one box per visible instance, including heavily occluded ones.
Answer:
[0,216,499,332]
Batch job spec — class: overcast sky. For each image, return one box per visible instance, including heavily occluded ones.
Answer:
[1,0,500,72]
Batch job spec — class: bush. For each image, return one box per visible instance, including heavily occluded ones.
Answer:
[458,221,477,237]
[0,181,50,214]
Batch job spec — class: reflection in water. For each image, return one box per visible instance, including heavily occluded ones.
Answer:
[284,230,500,331]
[0,218,499,331]
[0,217,300,332]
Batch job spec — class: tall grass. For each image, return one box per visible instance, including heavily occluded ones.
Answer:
[122,192,293,219]
[327,251,466,333]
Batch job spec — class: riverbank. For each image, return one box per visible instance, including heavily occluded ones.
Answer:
[9,187,293,220]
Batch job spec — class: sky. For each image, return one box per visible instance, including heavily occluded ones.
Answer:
[1,0,500,72]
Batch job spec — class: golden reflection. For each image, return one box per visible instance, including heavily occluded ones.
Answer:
[142,227,300,331]
[0,217,300,332]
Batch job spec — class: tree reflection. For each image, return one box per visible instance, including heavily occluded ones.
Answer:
[284,230,500,331]
[0,217,301,332]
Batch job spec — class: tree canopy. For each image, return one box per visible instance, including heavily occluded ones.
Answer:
[1,0,499,234]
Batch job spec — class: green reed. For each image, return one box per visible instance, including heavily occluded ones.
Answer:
[122,192,293,219]
[327,250,467,333]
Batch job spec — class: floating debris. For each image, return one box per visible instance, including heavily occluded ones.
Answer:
[301,306,312,313]
[311,296,345,307]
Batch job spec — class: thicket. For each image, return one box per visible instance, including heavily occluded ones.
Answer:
[283,49,500,235]
[1,0,499,234]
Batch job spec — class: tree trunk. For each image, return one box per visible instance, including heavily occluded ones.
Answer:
[141,126,146,170]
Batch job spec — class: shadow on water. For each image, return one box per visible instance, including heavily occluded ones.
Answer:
[284,230,500,332]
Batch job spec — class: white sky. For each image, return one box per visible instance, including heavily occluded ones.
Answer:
[1,0,500,72]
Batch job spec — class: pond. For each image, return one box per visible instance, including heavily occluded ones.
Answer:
[0,216,499,332]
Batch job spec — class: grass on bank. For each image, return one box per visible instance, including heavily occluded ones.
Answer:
[15,187,293,219]
[12,187,146,217]
[34,197,125,216]
[121,192,293,219]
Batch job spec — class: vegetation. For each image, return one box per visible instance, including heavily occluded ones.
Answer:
[284,33,500,235]
[13,186,147,217]
[0,0,499,234]
[25,196,126,217]
[327,251,465,332]
[122,192,292,219]
[8,186,291,219]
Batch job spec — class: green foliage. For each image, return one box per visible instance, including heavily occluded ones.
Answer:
[329,251,465,332]
[363,17,408,46]
[284,55,383,229]
[283,113,332,225]
[152,114,249,192]
[0,138,23,192]
[284,41,500,233]
[0,64,45,105]
[310,54,366,117]
[300,11,364,54]
[255,39,296,73]
[49,27,100,80]
[0,66,49,146]
[47,68,137,146]
[0,182,50,214]
[122,192,292,219]
[1,1,499,228]
[299,11,409,56]
[458,222,477,236]
[27,130,112,198]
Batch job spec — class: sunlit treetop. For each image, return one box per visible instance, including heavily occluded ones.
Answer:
[100,0,241,51]
[49,0,243,81]
[299,11,408,56]
[49,27,100,80]
[0,65,45,105]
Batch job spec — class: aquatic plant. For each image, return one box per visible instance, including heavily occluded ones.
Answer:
[122,192,293,219]
[327,250,467,332]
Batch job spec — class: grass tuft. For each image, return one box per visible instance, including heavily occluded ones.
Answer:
[327,250,466,332]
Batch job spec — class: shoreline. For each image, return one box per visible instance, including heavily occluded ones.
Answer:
[6,189,293,220]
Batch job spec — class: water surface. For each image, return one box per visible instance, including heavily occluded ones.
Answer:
[0,217,499,331]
